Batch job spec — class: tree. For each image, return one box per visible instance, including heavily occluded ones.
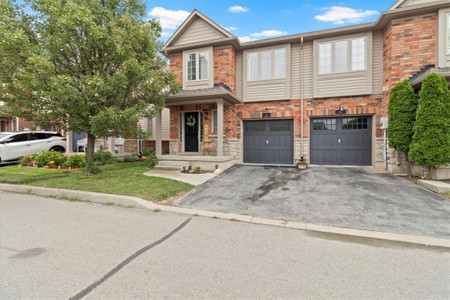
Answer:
[387,80,417,177]
[0,0,178,174]
[409,73,450,179]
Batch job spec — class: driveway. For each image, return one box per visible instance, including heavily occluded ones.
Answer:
[176,165,450,239]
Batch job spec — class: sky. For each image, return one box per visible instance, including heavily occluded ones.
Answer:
[145,0,395,43]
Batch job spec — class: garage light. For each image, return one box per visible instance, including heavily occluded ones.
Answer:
[335,104,347,115]
[262,107,271,118]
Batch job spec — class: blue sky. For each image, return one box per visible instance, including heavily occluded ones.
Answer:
[145,0,395,43]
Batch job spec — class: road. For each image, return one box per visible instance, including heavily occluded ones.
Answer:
[1,191,449,299]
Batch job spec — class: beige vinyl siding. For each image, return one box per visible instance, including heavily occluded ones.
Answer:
[313,32,373,98]
[372,31,383,94]
[291,43,301,99]
[399,0,438,8]
[243,44,291,102]
[438,8,450,68]
[139,108,170,140]
[236,51,243,99]
[174,18,226,46]
[302,43,314,99]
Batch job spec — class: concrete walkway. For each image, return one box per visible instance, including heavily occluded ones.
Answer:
[143,169,216,186]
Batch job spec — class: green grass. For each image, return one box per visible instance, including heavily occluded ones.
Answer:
[443,192,450,200]
[0,162,193,202]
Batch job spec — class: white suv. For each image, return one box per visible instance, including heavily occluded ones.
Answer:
[0,131,66,163]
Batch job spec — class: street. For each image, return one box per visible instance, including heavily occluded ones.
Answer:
[1,191,449,299]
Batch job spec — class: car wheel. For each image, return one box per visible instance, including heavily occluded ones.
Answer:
[50,146,65,153]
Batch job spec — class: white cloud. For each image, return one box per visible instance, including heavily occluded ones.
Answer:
[315,6,379,25]
[251,30,287,37]
[148,7,190,30]
[224,26,238,31]
[160,31,172,37]
[238,36,257,43]
[228,6,248,13]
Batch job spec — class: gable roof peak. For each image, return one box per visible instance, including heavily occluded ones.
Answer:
[163,9,235,49]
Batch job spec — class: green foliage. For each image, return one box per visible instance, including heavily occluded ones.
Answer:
[123,156,140,163]
[33,150,65,167]
[0,0,179,167]
[388,80,417,154]
[64,154,86,168]
[142,148,157,169]
[409,73,450,168]
[94,150,113,164]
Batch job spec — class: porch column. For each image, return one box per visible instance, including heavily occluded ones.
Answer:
[155,110,162,156]
[217,101,224,157]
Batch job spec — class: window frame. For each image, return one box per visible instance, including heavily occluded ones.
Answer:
[317,35,368,75]
[246,47,287,82]
[447,12,450,55]
[186,50,209,82]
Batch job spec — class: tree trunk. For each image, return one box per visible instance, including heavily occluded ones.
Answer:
[405,153,412,178]
[84,133,96,176]
[426,166,434,180]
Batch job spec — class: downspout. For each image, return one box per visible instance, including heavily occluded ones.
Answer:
[300,36,304,162]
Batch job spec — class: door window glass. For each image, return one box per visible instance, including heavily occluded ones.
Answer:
[30,133,48,140]
[343,117,368,130]
[8,133,28,143]
[270,120,291,131]
[246,122,265,132]
[312,119,336,130]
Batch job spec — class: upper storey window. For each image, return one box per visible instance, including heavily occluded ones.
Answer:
[318,36,366,75]
[187,50,209,81]
[247,48,286,81]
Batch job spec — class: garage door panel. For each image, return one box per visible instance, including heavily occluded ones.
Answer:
[311,117,371,166]
[244,120,293,165]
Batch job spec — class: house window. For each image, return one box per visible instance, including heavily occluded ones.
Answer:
[351,38,366,71]
[318,36,366,75]
[187,51,208,81]
[319,43,332,74]
[247,48,286,81]
[212,110,218,133]
[447,13,450,55]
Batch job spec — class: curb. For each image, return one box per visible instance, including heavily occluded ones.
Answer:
[1,183,449,249]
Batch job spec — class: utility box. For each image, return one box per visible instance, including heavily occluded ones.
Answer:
[380,117,388,130]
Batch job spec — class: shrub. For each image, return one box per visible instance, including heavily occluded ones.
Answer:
[387,80,417,177]
[34,150,65,167]
[144,148,157,169]
[94,150,113,164]
[64,154,86,168]
[21,154,36,166]
[409,73,450,179]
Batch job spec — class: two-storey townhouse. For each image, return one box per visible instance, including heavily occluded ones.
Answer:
[153,0,450,178]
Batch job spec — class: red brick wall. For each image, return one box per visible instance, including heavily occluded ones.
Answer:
[169,53,183,85]
[214,47,236,94]
[383,15,436,113]
[18,118,36,131]
[236,96,383,138]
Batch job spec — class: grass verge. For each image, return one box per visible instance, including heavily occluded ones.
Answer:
[443,192,450,200]
[0,162,193,202]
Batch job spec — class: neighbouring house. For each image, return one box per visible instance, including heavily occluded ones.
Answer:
[152,0,450,179]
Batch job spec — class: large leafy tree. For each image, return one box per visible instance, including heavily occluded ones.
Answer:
[409,73,450,179]
[0,0,177,173]
[387,80,417,177]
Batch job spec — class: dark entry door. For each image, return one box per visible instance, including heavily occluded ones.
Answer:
[310,116,372,165]
[243,119,293,165]
[184,112,199,152]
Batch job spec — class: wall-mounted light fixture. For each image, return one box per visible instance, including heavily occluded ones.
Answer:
[262,107,271,118]
[335,104,347,115]
[205,111,209,119]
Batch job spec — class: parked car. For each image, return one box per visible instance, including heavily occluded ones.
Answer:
[0,131,66,163]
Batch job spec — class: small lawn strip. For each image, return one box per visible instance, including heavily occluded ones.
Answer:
[0,162,193,202]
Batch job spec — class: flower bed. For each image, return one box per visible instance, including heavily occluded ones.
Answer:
[21,151,86,169]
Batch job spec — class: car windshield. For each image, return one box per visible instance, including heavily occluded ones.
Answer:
[0,133,11,140]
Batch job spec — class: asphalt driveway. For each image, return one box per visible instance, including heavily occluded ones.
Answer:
[176,165,450,239]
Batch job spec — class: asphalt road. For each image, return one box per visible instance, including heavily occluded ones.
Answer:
[1,191,449,299]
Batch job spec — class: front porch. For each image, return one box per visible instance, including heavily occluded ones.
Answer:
[153,85,242,171]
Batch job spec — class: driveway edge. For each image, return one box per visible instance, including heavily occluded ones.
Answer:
[1,183,449,249]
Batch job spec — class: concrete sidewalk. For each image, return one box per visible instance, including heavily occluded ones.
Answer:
[0,184,449,248]
[143,169,216,186]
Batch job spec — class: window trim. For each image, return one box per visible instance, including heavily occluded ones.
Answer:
[186,50,209,82]
[182,46,214,90]
[246,46,287,82]
[447,12,450,55]
[318,35,367,75]
[211,109,218,133]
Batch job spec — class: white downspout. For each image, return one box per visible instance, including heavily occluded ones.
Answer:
[300,36,304,161]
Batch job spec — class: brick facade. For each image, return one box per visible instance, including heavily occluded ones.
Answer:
[214,46,236,94]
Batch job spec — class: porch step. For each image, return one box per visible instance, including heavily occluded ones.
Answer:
[155,160,189,171]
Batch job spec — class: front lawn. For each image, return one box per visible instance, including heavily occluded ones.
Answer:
[0,162,193,202]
